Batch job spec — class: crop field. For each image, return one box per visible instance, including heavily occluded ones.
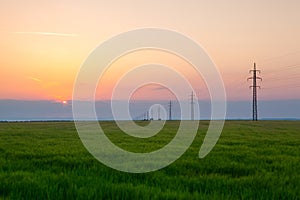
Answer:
[0,121,299,199]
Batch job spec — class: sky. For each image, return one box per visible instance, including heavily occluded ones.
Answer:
[0,0,300,118]
[1,99,299,121]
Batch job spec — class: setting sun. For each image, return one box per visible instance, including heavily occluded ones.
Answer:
[0,1,299,199]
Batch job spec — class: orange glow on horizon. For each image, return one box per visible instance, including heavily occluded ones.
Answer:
[0,1,299,101]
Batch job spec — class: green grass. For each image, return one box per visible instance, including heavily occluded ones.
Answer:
[0,121,299,199]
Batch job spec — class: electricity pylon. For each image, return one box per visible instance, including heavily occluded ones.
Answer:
[248,63,262,121]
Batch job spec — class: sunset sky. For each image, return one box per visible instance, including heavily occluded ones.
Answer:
[1,0,300,103]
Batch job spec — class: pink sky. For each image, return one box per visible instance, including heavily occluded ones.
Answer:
[0,0,299,102]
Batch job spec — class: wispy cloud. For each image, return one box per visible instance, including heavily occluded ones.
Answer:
[27,76,66,102]
[151,85,168,91]
[5,31,78,37]
[28,76,42,82]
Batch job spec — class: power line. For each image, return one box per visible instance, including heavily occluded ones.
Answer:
[263,64,300,76]
[247,63,262,121]
[258,51,300,64]
[262,84,300,90]
[233,63,299,93]
[263,74,300,82]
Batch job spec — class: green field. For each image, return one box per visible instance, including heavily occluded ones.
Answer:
[0,121,299,199]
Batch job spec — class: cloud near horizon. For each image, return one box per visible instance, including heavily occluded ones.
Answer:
[3,31,78,37]
[0,99,299,121]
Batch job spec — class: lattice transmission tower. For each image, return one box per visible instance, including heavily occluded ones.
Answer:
[248,63,262,121]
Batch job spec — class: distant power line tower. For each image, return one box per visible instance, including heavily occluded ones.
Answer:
[248,63,262,121]
[158,106,161,120]
[168,101,172,120]
[190,91,195,121]
[150,109,154,120]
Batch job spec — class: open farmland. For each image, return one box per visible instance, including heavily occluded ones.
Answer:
[0,121,299,199]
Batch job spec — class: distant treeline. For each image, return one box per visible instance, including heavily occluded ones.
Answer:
[0,120,74,123]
